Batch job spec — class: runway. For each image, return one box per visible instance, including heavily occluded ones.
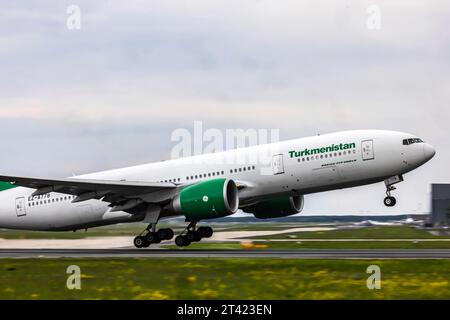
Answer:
[1,249,450,259]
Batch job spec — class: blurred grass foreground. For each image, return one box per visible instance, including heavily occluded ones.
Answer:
[0,258,449,300]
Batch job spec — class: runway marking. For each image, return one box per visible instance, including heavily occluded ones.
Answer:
[1,249,450,259]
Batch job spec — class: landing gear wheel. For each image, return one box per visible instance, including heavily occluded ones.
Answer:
[186,231,200,242]
[192,231,202,242]
[145,232,160,244]
[157,228,174,240]
[384,196,397,207]
[133,236,148,248]
[197,226,213,238]
[175,235,191,247]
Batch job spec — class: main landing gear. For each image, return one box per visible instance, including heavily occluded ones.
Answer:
[174,222,213,247]
[133,223,174,248]
[133,222,213,248]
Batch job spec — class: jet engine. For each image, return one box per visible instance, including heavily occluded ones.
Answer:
[172,178,239,221]
[243,195,304,219]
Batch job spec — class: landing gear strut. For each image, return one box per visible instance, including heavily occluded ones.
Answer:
[133,223,174,248]
[383,175,403,207]
[175,222,213,247]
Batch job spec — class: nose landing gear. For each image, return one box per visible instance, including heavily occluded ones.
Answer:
[383,175,403,207]
[383,185,397,207]
[133,223,174,248]
[174,222,214,247]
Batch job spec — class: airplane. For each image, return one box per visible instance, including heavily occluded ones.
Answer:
[0,129,435,248]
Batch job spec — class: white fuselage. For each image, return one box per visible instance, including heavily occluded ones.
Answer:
[0,130,435,231]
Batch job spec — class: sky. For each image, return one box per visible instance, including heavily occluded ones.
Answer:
[0,0,449,215]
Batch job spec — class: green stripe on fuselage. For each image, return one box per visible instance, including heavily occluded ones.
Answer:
[0,181,16,191]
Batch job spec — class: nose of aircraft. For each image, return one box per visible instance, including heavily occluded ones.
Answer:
[423,143,436,161]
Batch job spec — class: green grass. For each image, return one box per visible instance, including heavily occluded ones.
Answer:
[163,241,450,250]
[0,223,184,239]
[0,224,309,240]
[216,223,316,231]
[0,258,449,299]
[259,241,450,249]
[0,224,140,239]
[0,223,293,239]
[3,224,442,241]
[249,226,450,240]
[163,243,244,250]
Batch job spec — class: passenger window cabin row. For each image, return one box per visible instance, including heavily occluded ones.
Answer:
[297,149,357,163]
[160,165,257,184]
[29,195,75,207]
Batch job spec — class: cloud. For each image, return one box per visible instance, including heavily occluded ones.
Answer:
[0,1,449,214]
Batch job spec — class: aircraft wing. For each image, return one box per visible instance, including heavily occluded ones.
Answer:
[0,175,178,211]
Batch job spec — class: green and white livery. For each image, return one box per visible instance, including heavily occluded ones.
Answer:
[0,130,435,247]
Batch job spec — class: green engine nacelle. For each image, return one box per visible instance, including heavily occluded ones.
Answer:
[172,178,239,221]
[243,195,304,219]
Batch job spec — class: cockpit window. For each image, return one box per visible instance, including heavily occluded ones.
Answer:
[402,138,424,145]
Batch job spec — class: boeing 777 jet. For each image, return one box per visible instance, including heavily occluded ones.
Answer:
[0,130,435,247]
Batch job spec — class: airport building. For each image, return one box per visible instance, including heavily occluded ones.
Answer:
[431,184,450,227]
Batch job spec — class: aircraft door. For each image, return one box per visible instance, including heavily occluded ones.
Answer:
[361,139,375,161]
[272,154,285,175]
[15,197,27,217]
